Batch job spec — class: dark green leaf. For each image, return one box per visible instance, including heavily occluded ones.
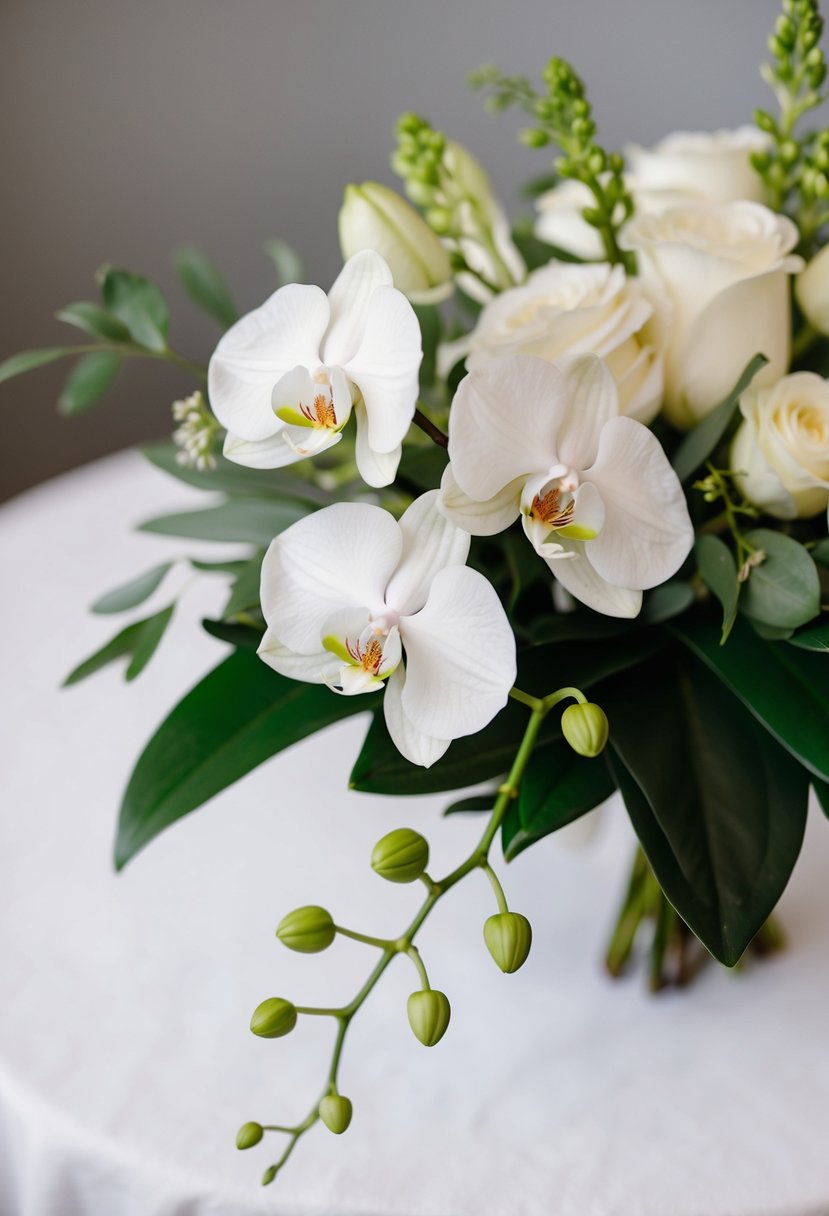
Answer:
[190,558,250,575]
[602,651,808,965]
[414,304,440,391]
[58,352,120,415]
[0,347,83,385]
[502,740,614,861]
[695,535,739,643]
[201,618,263,649]
[56,301,131,342]
[138,497,308,546]
[750,619,794,641]
[641,580,695,625]
[395,442,447,494]
[263,239,303,286]
[740,529,820,629]
[811,539,829,568]
[443,793,495,816]
[115,649,368,867]
[350,632,662,795]
[223,554,263,617]
[141,440,331,505]
[173,246,238,328]
[814,779,829,817]
[788,622,829,652]
[672,353,767,482]
[63,605,174,686]
[91,562,175,614]
[99,266,170,352]
[672,617,829,781]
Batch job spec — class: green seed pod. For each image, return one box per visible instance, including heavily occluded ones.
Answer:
[319,1094,353,1135]
[407,989,451,1046]
[250,997,298,1039]
[236,1121,264,1150]
[483,912,533,974]
[371,828,429,883]
[561,702,609,758]
[276,905,336,954]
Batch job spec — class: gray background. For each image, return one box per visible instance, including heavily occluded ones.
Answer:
[0,0,781,501]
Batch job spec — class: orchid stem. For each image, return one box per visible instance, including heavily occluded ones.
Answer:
[413,407,449,449]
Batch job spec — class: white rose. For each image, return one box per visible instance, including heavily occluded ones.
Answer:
[534,127,768,261]
[338,182,453,305]
[795,242,829,335]
[731,372,829,519]
[622,201,801,429]
[465,262,667,423]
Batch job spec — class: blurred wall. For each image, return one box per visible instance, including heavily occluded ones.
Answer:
[0,0,781,502]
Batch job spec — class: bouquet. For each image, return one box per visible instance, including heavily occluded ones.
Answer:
[4,0,829,1187]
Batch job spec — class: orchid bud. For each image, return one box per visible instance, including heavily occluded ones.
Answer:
[262,1165,278,1186]
[483,912,533,973]
[561,702,609,758]
[319,1094,353,1134]
[236,1121,264,1149]
[406,989,451,1046]
[276,905,336,953]
[250,997,298,1039]
[338,182,453,304]
[371,828,429,883]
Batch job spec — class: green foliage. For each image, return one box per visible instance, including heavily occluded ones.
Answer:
[99,266,170,352]
[56,301,131,342]
[695,535,740,643]
[138,498,308,546]
[64,605,174,686]
[173,246,238,328]
[222,554,264,618]
[58,352,120,415]
[91,562,175,614]
[672,354,768,483]
[114,649,368,868]
[602,650,809,966]
[788,621,829,650]
[0,347,84,385]
[141,440,331,505]
[740,529,820,629]
[263,239,304,286]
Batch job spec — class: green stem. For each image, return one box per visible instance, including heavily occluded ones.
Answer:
[412,407,449,449]
[791,322,820,362]
[334,926,394,949]
[481,862,510,914]
[405,945,431,990]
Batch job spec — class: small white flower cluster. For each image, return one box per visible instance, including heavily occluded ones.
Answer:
[172,391,218,471]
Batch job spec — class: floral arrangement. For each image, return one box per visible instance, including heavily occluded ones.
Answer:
[4,0,829,1187]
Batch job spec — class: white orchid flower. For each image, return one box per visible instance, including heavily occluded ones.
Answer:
[207,251,422,487]
[439,353,693,618]
[258,490,517,767]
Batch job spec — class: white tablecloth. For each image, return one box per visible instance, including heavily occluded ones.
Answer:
[2,451,829,1216]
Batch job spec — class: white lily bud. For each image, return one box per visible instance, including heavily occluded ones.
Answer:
[339,182,453,305]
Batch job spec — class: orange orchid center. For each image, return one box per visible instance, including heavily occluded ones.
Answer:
[300,393,338,429]
[346,635,385,675]
[531,486,575,529]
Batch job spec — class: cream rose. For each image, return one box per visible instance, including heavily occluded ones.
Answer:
[464,262,666,423]
[795,242,829,336]
[731,372,829,518]
[622,201,801,429]
[534,127,769,261]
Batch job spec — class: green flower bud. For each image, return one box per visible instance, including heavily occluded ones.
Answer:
[371,828,429,883]
[262,1165,278,1186]
[561,702,609,758]
[406,989,451,1046]
[236,1121,264,1150]
[519,127,551,149]
[319,1094,353,1134]
[250,997,298,1039]
[483,912,533,974]
[276,905,336,953]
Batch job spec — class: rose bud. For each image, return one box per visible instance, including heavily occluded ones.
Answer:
[483,912,533,973]
[276,905,336,953]
[371,828,429,883]
[406,989,451,1046]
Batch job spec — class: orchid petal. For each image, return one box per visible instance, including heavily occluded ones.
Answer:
[258,626,338,683]
[448,355,567,500]
[521,513,571,560]
[400,566,516,740]
[353,404,401,487]
[345,284,422,453]
[383,665,451,768]
[584,416,694,589]
[548,539,643,618]
[330,666,386,695]
[223,430,304,469]
[559,480,606,541]
[208,285,329,441]
[322,251,394,368]
[260,503,402,653]
[438,464,522,537]
[282,427,343,460]
[385,490,470,616]
[554,354,620,471]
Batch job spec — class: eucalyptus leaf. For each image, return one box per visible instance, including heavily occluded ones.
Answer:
[672,617,829,782]
[672,353,767,483]
[811,538,829,568]
[55,302,131,343]
[64,604,174,686]
[263,239,304,286]
[173,246,238,328]
[58,352,120,415]
[99,266,170,352]
[787,622,829,652]
[138,498,308,546]
[641,580,695,625]
[223,554,264,618]
[740,529,820,629]
[141,441,331,505]
[502,740,614,861]
[695,534,739,643]
[602,650,808,966]
[115,649,368,867]
[91,562,175,614]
